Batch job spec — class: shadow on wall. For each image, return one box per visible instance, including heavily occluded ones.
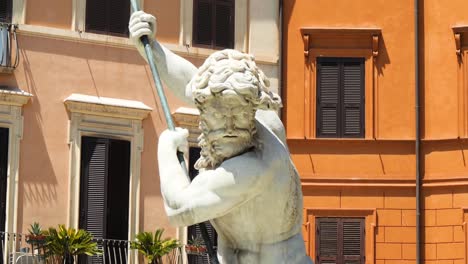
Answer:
[15,48,58,232]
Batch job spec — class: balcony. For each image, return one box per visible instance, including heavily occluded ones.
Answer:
[0,232,183,264]
[0,23,19,74]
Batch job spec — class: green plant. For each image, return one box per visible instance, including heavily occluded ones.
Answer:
[28,222,43,237]
[44,225,101,264]
[26,222,47,257]
[185,235,207,254]
[130,229,180,264]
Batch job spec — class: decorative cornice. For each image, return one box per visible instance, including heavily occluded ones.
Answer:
[300,27,381,36]
[0,89,32,106]
[64,94,152,120]
[452,26,468,56]
[300,27,381,58]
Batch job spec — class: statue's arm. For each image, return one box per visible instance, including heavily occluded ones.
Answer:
[129,11,197,105]
[158,131,266,226]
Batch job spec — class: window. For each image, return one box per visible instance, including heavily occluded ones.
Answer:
[187,147,218,264]
[316,217,365,264]
[85,0,130,37]
[193,0,234,49]
[79,136,130,264]
[64,94,151,264]
[316,57,365,138]
[0,127,8,233]
[0,0,12,23]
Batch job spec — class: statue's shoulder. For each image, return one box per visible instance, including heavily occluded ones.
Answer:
[255,109,287,145]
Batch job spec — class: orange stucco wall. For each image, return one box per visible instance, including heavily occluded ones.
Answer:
[284,0,468,263]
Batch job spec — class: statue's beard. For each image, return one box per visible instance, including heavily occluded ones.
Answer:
[195,129,255,170]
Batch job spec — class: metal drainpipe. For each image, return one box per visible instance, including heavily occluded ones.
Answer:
[415,0,421,263]
[279,0,283,118]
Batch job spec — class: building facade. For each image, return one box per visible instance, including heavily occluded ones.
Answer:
[0,0,280,262]
[283,0,468,263]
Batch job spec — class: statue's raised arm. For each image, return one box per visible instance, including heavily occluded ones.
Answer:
[129,10,312,264]
[129,11,197,105]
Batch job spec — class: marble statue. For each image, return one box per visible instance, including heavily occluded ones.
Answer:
[129,11,313,264]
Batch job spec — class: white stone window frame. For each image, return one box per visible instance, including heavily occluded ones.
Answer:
[64,94,151,263]
[0,89,31,234]
[180,0,248,52]
[12,0,26,24]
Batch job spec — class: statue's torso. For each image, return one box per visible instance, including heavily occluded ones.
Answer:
[207,111,312,264]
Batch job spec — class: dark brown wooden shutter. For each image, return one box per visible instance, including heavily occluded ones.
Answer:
[193,0,234,49]
[106,139,130,240]
[80,137,109,240]
[317,59,340,137]
[316,58,364,138]
[316,218,365,264]
[214,1,234,48]
[342,219,364,264]
[86,0,129,37]
[0,0,12,23]
[342,59,364,137]
[0,127,8,233]
[108,0,130,36]
[317,218,339,264]
[193,0,213,47]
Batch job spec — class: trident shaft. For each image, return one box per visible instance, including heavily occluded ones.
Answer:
[129,1,219,263]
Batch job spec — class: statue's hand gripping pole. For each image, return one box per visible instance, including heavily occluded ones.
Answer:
[129,1,219,263]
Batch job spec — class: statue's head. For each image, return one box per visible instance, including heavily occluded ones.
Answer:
[187,49,282,169]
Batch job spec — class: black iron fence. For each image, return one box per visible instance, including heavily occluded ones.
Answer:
[0,232,183,264]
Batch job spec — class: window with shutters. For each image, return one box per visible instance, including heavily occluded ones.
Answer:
[187,147,218,263]
[192,0,235,49]
[316,217,365,264]
[65,94,151,264]
[0,0,12,23]
[0,127,8,234]
[85,0,130,37]
[78,136,130,264]
[316,57,365,138]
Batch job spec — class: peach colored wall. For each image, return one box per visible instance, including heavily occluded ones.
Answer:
[26,0,72,29]
[24,0,181,43]
[145,0,181,44]
[9,34,191,236]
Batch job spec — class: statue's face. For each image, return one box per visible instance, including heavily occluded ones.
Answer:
[200,95,255,160]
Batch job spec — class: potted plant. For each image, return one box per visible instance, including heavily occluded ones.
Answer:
[130,229,180,264]
[44,224,101,264]
[26,222,47,257]
[185,235,207,255]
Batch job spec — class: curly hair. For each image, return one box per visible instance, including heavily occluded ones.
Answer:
[187,49,282,111]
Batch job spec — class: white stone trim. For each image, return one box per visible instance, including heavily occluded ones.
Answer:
[65,94,151,264]
[180,0,248,52]
[0,89,31,234]
[12,0,26,25]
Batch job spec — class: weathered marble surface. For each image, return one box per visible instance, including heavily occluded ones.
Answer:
[129,11,313,264]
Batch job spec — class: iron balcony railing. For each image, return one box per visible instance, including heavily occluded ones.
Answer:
[0,232,183,264]
[0,22,19,73]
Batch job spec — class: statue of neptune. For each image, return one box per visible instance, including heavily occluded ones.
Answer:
[129,11,313,264]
